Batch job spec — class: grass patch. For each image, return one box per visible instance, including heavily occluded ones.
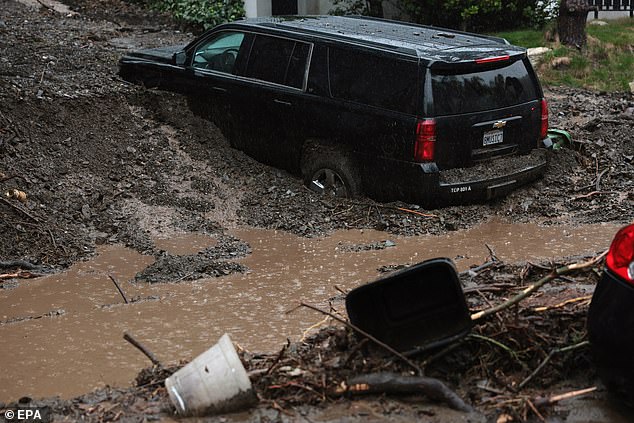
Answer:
[493,29,545,48]
[492,18,634,92]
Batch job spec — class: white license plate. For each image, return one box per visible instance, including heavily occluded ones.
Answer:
[483,129,504,146]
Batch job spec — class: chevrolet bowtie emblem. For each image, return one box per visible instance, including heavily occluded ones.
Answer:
[493,120,507,129]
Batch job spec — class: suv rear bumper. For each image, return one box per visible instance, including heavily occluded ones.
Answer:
[376,149,548,207]
[437,150,548,204]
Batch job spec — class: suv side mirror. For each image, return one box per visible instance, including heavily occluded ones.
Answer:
[173,51,187,66]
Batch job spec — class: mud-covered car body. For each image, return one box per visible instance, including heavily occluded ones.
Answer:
[119,16,548,207]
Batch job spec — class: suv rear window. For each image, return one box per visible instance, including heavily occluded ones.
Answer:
[431,59,537,116]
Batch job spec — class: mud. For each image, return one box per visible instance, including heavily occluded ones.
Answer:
[0,0,633,421]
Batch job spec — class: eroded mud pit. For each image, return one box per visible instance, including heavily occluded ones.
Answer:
[0,220,620,401]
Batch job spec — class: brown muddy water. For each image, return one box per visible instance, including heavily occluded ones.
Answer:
[0,220,620,401]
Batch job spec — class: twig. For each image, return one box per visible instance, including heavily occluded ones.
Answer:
[298,302,423,376]
[525,398,546,422]
[572,191,613,200]
[421,338,466,368]
[47,229,57,249]
[595,168,608,191]
[470,252,607,321]
[459,260,498,277]
[334,285,347,295]
[0,271,42,280]
[336,372,473,412]
[0,260,45,271]
[396,207,438,219]
[344,338,369,367]
[0,174,27,183]
[301,316,330,341]
[0,198,39,222]
[468,334,523,366]
[518,341,590,389]
[485,244,499,262]
[533,386,597,408]
[108,274,129,304]
[271,400,293,417]
[532,295,592,312]
[123,331,161,367]
[265,340,288,376]
[463,284,514,294]
[35,0,56,12]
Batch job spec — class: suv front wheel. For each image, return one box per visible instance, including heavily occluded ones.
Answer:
[301,143,362,199]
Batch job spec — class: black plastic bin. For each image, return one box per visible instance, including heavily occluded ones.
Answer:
[346,258,472,355]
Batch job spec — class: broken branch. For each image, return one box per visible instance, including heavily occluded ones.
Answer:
[298,302,423,376]
[395,207,438,219]
[519,341,590,389]
[0,197,39,222]
[0,260,46,271]
[123,331,161,367]
[533,386,597,408]
[108,274,129,304]
[0,271,42,280]
[470,252,606,321]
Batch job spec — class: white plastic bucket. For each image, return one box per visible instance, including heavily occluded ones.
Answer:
[165,334,257,416]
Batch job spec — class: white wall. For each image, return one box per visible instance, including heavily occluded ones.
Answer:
[246,0,335,17]
[244,0,272,18]
[298,0,335,15]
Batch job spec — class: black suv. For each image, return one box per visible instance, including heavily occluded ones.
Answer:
[119,15,549,207]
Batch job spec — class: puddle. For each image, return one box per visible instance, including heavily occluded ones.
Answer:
[0,221,620,401]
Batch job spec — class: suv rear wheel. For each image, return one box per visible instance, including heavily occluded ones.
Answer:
[301,143,362,198]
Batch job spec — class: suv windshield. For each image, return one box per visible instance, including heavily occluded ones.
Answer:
[431,59,537,116]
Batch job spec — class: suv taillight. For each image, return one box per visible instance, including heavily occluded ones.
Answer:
[415,119,436,162]
[540,98,548,139]
[606,224,634,284]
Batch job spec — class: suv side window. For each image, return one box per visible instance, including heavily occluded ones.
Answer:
[245,35,310,89]
[328,47,418,114]
[193,32,246,74]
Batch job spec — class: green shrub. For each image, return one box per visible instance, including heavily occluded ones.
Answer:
[331,0,558,32]
[150,0,245,30]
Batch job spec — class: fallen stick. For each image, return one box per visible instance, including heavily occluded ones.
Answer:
[123,331,161,367]
[470,252,607,321]
[0,260,44,271]
[572,191,613,200]
[532,295,592,312]
[297,302,423,376]
[108,274,129,304]
[265,341,288,376]
[395,207,438,219]
[0,271,42,280]
[459,259,498,277]
[335,372,473,412]
[0,198,39,222]
[519,341,590,389]
[525,398,546,422]
[533,386,597,408]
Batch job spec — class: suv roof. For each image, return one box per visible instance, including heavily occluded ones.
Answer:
[226,15,525,64]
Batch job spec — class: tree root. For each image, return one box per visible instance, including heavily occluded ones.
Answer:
[336,372,473,413]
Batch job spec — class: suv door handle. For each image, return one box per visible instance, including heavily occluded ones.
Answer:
[212,87,227,93]
[273,99,292,106]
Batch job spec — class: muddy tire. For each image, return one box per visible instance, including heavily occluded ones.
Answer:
[301,143,362,198]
